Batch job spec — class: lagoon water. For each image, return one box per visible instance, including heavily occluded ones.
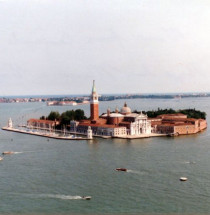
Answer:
[0,97,210,214]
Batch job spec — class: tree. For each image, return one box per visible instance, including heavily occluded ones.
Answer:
[59,109,86,126]
[145,108,206,119]
[75,109,86,120]
[47,111,60,121]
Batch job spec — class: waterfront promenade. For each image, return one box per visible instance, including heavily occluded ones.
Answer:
[115,133,167,139]
[2,126,167,140]
[1,127,92,140]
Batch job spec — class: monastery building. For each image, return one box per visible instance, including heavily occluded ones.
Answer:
[70,81,152,137]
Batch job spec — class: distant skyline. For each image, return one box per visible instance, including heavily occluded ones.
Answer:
[1,0,210,96]
[1,92,210,98]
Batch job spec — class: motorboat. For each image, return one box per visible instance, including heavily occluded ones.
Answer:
[180,177,188,181]
[0,157,3,161]
[2,151,14,155]
[116,168,127,172]
[82,196,91,200]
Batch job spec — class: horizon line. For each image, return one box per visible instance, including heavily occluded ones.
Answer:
[0,92,210,98]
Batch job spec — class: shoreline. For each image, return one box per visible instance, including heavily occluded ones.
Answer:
[2,126,206,140]
[2,126,168,140]
[1,127,92,141]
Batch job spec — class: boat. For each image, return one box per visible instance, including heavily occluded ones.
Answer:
[180,177,188,181]
[0,157,3,161]
[167,132,179,137]
[116,168,127,172]
[82,196,91,200]
[2,151,14,155]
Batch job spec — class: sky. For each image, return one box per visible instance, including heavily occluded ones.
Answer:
[0,0,210,96]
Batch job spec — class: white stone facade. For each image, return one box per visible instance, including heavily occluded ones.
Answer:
[125,113,151,135]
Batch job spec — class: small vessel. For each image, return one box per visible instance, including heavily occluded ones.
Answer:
[0,157,3,161]
[82,196,91,200]
[180,177,188,181]
[2,151,14,155]
[116,168,127,172]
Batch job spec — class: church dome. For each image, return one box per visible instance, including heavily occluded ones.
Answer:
[120,102,131,115]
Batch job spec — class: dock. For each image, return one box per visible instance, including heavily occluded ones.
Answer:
[18,125,111,139]
[69,131,112,139]
[1,127,92,140]
[2,126,168,140]
[114,133,167,139]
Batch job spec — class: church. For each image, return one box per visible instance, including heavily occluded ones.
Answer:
[70,81,152,137]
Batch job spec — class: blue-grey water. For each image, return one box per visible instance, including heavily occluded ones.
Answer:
[0,97,210,214]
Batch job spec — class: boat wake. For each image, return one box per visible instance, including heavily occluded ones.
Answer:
[39,194,83,200]
[9,193,87,200]
[5,150,52,155]
[184,161,196,164]
[126,170,147,175]
[17,150,44,154]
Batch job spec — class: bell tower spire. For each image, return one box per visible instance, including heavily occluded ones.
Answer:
[90,80,99,121]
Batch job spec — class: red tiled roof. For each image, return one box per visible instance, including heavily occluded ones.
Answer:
[151,121,162,125]
[78,123,123,128]
[27,119,58,124]
[148,118,162,121]
[162,118,198,122]
[158,123,194,127]
[79,119,107,125]
[79,120,91,124]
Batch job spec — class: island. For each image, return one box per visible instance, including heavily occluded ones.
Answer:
[5,81,205,140]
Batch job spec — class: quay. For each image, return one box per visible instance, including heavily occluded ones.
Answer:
[22,126,165,139]
[114,133,167,139]
[69,131,167,139]
[69,131,112,139]
[1,127,92,141]
[2,126,166,140]
[19,125,112,139]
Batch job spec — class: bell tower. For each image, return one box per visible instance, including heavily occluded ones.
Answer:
[90,80,99,121]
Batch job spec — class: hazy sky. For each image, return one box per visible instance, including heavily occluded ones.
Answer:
[0,0,210,95]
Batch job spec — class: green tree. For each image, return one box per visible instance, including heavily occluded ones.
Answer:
[75,109,86,120]
[47,111,60,121]
[59,109,87,126]
[145,108,206,119]
[40,116,46,120]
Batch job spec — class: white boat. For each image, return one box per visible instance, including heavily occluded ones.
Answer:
[0,157,3,161]
[180,177,188,181]
[2,151,14,155]
[82,196,91,200]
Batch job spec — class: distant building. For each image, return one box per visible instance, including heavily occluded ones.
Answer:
[27,119,59,129]
[47,101,77,106]
[152,114,207,135]
[70,81,152,137]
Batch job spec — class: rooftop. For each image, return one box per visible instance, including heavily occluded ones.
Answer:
[102,113,124,118]
[79,122,123,128]
[27,119,58,124]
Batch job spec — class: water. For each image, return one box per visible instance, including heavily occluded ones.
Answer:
[0,97,210,213]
